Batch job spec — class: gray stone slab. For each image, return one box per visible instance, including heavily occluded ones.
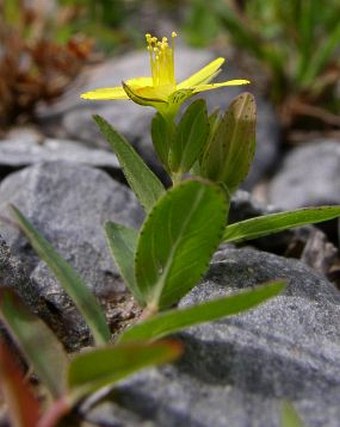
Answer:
[0,161,143,347]
[83,246,340,427]
[269,140,340,209]
[0,135,120,170]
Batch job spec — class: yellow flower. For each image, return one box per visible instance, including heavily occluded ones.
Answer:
[81,32,250,116]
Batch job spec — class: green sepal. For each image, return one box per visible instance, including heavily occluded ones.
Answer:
[122,81,167,108]
[168,88,194,107]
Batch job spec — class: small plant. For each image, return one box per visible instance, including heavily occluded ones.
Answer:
[1,31,339,425]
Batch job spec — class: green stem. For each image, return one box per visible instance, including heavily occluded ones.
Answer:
[159,109,178,179]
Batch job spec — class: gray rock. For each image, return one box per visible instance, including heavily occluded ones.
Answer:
[0,133,122,182]
[0,234,73,349]
[0,234,43,309]
[0,161,143,347]
[84,246,340,427]
[269,140,340,209]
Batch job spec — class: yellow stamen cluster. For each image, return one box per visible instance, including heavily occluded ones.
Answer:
[145,32,177,88]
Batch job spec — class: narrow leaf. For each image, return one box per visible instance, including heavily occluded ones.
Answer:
[135,179,228,310]
[68,340,182,402]
[10,205,110,346]
[105,221,142,303]
[119,280,286,343]
[0,289,69,398]
[171,99,210,174]
[201,92,256,194]
[223,206,340,243]
[0,341,41,427]
[280,401,304,427]
[94,114,165,212]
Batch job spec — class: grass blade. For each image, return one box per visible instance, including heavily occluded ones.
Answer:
[10,205,110,346]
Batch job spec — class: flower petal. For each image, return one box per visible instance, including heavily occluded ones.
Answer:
[192,79,250,94]
[81,86,129,100]
[135,85,174,102]
[126,77,153,88]
[177,58,225,89]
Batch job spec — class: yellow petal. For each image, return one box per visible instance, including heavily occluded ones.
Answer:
[177,58,225,89]
[80,86,129,100]
[192,79,250,93]
[126,77,153,88]
[135,85,174,101]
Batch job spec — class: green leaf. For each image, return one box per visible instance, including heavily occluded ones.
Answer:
[105,221,142,304]
[201,92,256,195]
[68,340,182,403]
[223,205,340,243]
[280,401,304,427]
[170,99,210,174]
[119,280,286,343]
[151,112,172,171]
[135,179,228,310]
[94,115,165,212]
[0,289,69,398]
[10,205,110,346]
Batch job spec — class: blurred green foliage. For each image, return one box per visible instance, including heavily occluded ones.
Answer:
[56,0,142,52]
[183,0,340,129]
[1,0,339,130]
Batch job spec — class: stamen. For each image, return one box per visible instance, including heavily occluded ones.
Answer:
[144,32,177,88]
